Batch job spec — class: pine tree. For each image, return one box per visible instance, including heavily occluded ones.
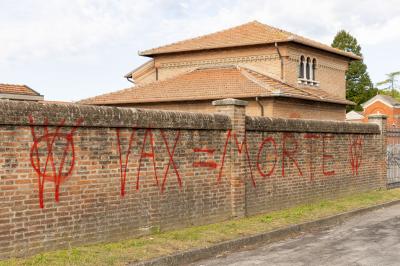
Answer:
[376,71,400,98]
[331,30,377,111]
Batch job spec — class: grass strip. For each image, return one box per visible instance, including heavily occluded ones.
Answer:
[2,188,400,266]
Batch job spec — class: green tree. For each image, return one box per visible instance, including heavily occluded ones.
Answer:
[376,71,400,98]
[331,30,377,111]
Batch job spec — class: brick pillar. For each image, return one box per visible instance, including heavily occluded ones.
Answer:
[212,98,248,218]
[368,114,388,188]
[368,114,387,133]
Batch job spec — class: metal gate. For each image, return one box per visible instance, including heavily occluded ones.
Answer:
[387,129,400,187]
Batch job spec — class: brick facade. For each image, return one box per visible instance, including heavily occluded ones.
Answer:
[362,100,400,128]
[0,100,385,258]
[128,43,350,120]
[146,43,349,101]
[82,22,357,121]
[120,97,346,121]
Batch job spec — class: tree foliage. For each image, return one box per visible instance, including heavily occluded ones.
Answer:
[376,71,400,98]
[331,30,377,111]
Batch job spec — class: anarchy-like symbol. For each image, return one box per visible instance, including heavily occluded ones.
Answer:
[29,116,82,208]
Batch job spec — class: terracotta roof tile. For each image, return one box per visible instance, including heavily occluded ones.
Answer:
[0,83,41,96]
[361,94,400,109]
[79,66,354,106]
[139,21,361,60]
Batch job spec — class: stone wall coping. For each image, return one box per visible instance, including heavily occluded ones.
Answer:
[368,114,388,119]
[212,98,248,106]
[0,100,231,130]
[0,100,382,134]
[246,116,380,134]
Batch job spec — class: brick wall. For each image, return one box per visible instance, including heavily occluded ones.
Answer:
[121,42,349,121]
[134,43,349,104]
[0,99,385,258]
[120,97,346,121]
[271,98,346,121]
[245,116,386,215]
[285,44,349,99]
[154,45,281,83]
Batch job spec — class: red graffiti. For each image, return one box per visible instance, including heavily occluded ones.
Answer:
[256,136,277,178]
[29,116,82,208]
[160,130,181,192]
[322,135,335,176]
[193,148,218,169]
[218,130,256,187]
[116,128,135,197]
[349,136,363,176]
[217,132,231,183]
[116,129,182,194]
[136,129,159,190]
[193,161,218,168]
[304,134,319,181]
[282,133,303,177]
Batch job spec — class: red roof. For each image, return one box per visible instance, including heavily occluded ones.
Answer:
[79,66,353,106]
[139,21,361,60]
[0,83,42,96]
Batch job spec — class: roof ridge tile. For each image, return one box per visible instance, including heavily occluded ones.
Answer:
[139,21,260,56]
[138,20,361,60]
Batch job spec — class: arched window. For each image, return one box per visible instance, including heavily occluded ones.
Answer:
[306,57,311,80]
[312,58,317,81]
[299,56,305,78]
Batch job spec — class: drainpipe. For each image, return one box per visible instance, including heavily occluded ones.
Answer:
[275,42,284,80]
[155,68,159,81]
[256,97,264,116]
[126,77,135,84]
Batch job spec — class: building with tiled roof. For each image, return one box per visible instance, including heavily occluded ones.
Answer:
[346,110,365,122]
[361,94,400,127]
[80,21,360,120]
[0,83,44,101]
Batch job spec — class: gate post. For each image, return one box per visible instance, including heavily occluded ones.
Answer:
[212,98,248,218]
[368,114,388,188]
[368,114,387,133]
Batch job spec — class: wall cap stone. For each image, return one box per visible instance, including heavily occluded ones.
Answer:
[212,98,248,106]
[0,100,231,130]
[246,116,380,134]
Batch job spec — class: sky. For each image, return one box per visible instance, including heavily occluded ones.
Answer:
[0,0,399,102]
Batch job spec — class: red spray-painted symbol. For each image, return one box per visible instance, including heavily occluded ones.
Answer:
[256,136,277,179]
[349,136,363,176]
[160,130,181,193]
[116,129,182,194]
[282,133,303,177]
[193,148,218,169]
[136,129,159,191]
[218,130,256,187]
[116,128,135,197]
[29,116,82,208]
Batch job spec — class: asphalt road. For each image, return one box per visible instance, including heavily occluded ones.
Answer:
[191,203,400,266]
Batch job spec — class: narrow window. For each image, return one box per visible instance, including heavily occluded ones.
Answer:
[312,58,317,81]
[299,56,305,78]
[306,57,311,80]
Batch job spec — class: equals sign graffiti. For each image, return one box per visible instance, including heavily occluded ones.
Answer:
[193,148,218,169]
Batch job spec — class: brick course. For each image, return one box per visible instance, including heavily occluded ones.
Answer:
[0,99,385,258]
